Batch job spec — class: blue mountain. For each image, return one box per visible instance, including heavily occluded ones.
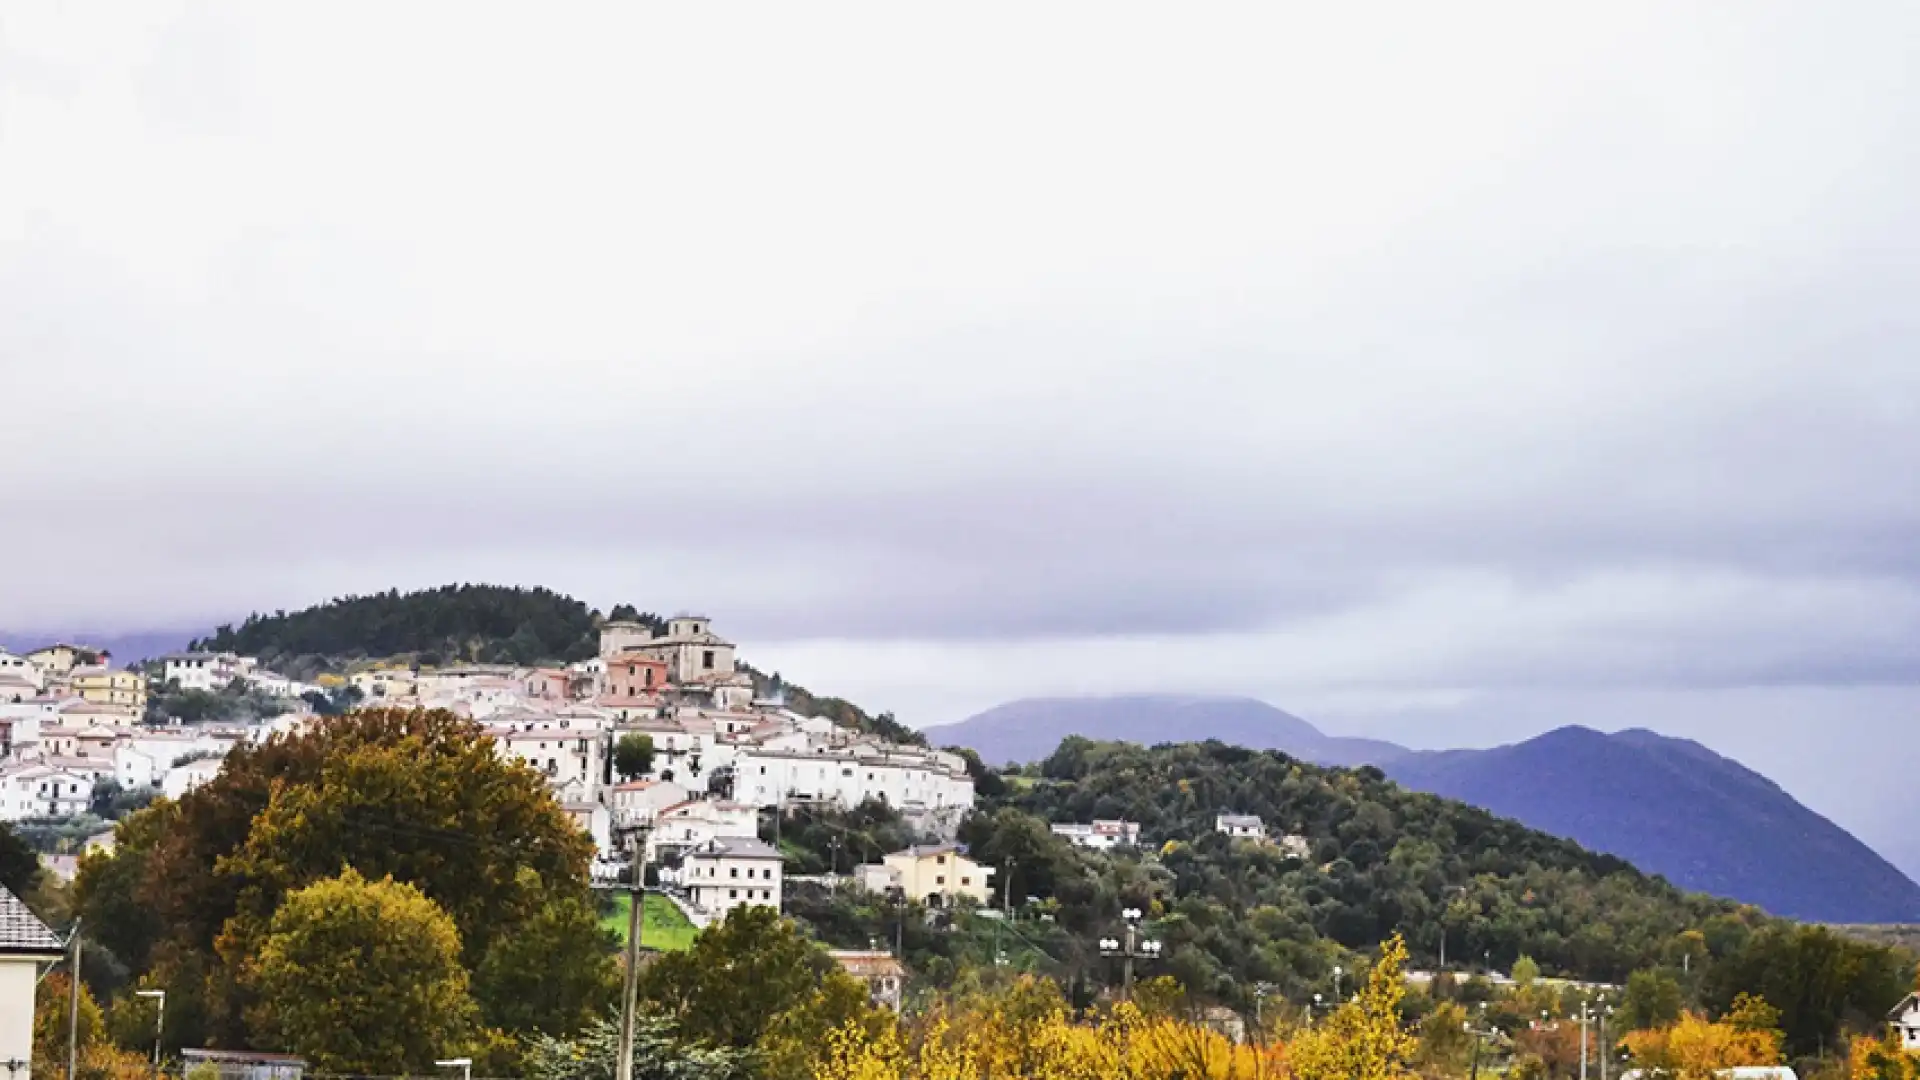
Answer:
[929,697,1920,923]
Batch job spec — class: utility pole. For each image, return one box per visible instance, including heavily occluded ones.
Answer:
[65,922,80,1080]
[615,832,648,1080]
[1579,999,1591,1080]
[1600,1005,1611,1080]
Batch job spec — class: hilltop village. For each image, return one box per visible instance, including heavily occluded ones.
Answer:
[0,617,977,922]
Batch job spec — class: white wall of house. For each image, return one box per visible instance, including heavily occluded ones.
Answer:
[0,957,41,1072]
[733,750,974,812]
[684,849,781,918]
[162,759,222,800]
[1,770,91,820]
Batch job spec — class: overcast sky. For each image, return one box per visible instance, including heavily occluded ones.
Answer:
[5,6,1919,868]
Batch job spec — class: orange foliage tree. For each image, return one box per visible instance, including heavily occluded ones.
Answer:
[1622,995,1786,1079]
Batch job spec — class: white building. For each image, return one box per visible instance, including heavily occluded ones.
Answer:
[1215,814,1266,841]
[1051,820,1142,851]
[162,652,254,692]
[0,651,38,688]
[0,887,66,1075]
[681,836,783,919]
[1889,993,1920,1051]
[607,780,689,830]
[562,802,613,856]
[492,729,603,790]
[0,676,37,706]
[163,758,224,800]
[647,799,760,862]
[733,747,974,813]
[1,765,94,820]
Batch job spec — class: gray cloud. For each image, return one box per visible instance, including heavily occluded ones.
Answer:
[5,3,1920,864]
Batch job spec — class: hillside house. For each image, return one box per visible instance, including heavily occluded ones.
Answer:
[830,950,907,1011]
[70,667,145,711]
[0,652,42,694]
[646,799,759,861]
[603,656,669,700]
[1215,814,1266,841]
[1890,993,1920,1051]
[682,836,782,918]
[26,644,101,677]
[860,845,995,907]
[0,676,33,705]
[1051,820,1141,851]
[161,652,255,693]
[2,766,93,820]
[608,780,689,830]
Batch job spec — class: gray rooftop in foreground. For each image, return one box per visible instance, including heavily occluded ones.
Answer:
[0,886,64,954]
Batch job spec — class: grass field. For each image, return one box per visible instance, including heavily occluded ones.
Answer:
[601,893,700,952]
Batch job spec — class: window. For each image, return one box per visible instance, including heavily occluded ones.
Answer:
[702,650,715,670]
[644,668,655,687]
[730,867,739,878]
[961,877,971,886]
[935,876,945,885]
[729,889,738,900]
[936,855,947,865]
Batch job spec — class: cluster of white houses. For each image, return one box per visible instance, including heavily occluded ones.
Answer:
[0,642,311,825]
[3,617,980,925]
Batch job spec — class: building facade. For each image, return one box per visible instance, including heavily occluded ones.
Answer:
[682,837,782,918]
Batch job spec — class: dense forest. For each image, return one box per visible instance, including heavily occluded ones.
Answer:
[193,585,659,675]
[777,737,1912,1062]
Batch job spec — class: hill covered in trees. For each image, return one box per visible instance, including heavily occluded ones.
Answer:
[782,737,1912,1058]
[192,585,659,675]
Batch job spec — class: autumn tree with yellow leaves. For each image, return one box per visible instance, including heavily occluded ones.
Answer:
[1621,993,1787,1079]
[811,974,1288,1080]
[1288,934,1421,1080]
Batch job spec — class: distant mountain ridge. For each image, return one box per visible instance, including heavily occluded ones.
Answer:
[925,694,1920,924]
[925,694,1408,768]
[1384,725,1920,924]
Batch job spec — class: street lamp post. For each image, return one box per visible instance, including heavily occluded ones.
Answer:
[1333,965,1345,1003]
[435,1058,473,1080]
[1098,908,1162,1001]
[132,990,164,1070]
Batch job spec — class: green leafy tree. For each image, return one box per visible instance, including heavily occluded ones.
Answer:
[1620,968,1686,1030]
[95,707,597,1049]
[1512,954,1541,987]
[242,869,475,1075]
[614,734,656,781]
[637,905,879,1075]
[0,820,42,898]
[470,873,619,1038]
[1703,923,1908,1058]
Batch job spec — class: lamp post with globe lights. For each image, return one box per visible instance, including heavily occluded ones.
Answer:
[1099,907,1162,1001]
